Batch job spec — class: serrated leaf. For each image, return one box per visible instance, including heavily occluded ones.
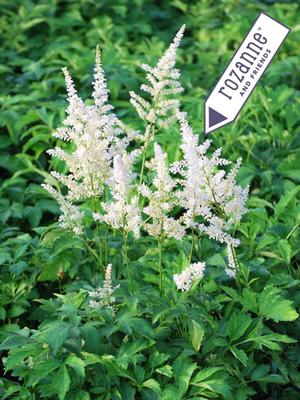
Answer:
[28,359,61,386]
[275,186,300,218]
[35,321,69,354]
[189,320,204,351]
[65,354,85,378]
[241,288,258,313]
[74,391,91,400]
[56,365,70,400]
[258,285,299,322]
[192,367,224,383]
[155,365,173,378]
[230,346,248,366]
[0,334,28,351]
[278,239,292,264]
[81,352,102,366]
[173,357,197,396]
[101,355,136,382]
[142,379,161,393]
[39,260,70,281]
[227,312,252,342]
[246,333,296,350]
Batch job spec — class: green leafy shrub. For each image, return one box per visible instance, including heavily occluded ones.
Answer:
[1,1,300,399]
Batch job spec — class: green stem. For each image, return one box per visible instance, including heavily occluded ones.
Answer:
[105,225,109,265]
[83,238,104,274]
[188,227,196,263]
[138,124,155,204]
[123,231,133,295]
[229,244,242,289]
[158,238,164,297]
[286,222,299,240]
[89,175,104,274]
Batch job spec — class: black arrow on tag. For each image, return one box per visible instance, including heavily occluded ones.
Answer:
[208,107,227,128]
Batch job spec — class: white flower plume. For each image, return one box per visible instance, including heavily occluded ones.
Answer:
[88,264,119,316]
[139,143,185,240]
[93,154,141,238]
[173,111,249,247]
[174,262,206,291]
[44,46,136,235]
[41,183,84,235]
[48,48,127,202]
[130,25,185,129]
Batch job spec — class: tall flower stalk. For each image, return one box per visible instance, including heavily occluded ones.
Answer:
[139,143,185,295]
[130,25,185,194]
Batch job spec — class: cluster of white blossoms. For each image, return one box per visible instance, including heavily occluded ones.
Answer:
[41,183,84,235]
[88,264,119,315]
[173,112,249,249]
[43,26,249,282]
[93,154,141,238]
[43,47,135,233]
[173,262,206,291]
[139,143,185,241]
[130,25,185,130]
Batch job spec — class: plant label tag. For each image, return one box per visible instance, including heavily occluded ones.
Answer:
[204,13,290,134]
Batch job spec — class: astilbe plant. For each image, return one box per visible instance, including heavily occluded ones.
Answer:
[43,26,249,300]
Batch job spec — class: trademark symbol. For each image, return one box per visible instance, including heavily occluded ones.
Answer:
[258,27,262,31]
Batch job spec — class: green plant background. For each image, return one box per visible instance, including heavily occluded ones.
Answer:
[0,1,299,399]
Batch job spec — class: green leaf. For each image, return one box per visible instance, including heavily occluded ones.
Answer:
[191,367,232,399]
[65,354,85,378]
[192,367,224,383]
[101,355,136,383]
[278,239,292,264]
[4,343,42,372]
[258,285,299,322]
[227,312,252,342]
[28,359,61,386]
[55,365,70,400]
[173,357,197,397]
[39,260,70,281]
[251,365,270,380]
[241,288,258,313]
[247,333,296,350]
[189,320,204,351]
[230,346,248,366]
[74,391,91,400]
[142,379,161,394]
[155,365,173,378]
[275,186,300,218]
[0,334,28,351]
[255,374,287,384]
[81,352,102,366]
[35,321,69,354]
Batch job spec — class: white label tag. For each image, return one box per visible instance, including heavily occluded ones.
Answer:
[204,13,290,134]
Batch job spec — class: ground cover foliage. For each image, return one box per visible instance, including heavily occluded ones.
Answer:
[0,1,300,399]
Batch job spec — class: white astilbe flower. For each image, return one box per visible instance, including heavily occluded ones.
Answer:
[139,143,185,240]
[88,264,119,316]
[49,47,128,202]
[45,45,137,222]
[130,25,185,130]
[93,154,141,238]
[41,184,84,235]
[44,46,138,235]
[173,111,249,247]
[173,262,206,291]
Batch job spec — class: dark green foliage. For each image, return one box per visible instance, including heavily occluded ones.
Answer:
[0,0,300,399]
